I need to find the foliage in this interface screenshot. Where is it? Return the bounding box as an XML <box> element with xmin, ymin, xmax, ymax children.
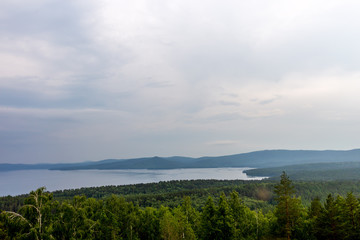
<box><xmin>3</xmin><ymin>175</ymin><xmax>360</xmax><ymax>239</ymax></box>
<box><xmin>274</xmin><ymin>172</ymin><xmax>304</xmax><ymax>239</ymax></box>
<box><xmin>245</xmin><ymin>161</ymin><xmax>360</xmax><ymax>181</ymax></box>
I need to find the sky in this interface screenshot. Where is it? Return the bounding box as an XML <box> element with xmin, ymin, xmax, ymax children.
<box><xmin>1</xmin><ymin>0</ymin><xmax>360</xmax><ymax>164</ymax></box>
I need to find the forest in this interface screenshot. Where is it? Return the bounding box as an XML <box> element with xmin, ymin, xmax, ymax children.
<box><xmin>1</xmin><ymin>172</ymin><xmax>360</xmax><ymax>239</ymax></box>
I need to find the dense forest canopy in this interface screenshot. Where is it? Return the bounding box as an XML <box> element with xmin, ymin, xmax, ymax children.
<box><xmin>2</xmin><ymin>173</ymin><xmax>360</xmax><ymax>239</ymax></box>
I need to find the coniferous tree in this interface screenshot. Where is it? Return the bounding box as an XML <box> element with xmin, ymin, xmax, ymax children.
<box><xmin>216</xmin><ymin>193</ymin><xmax>235</xmax><ymax>240</ymax></box>
<box><xmin>309</xmin><ymin>197</ymin><xmax>322</xmax><ymax>219</ymax></box>
<box><xmin>274</xmin><ymin>172</ymin><xmax>302</xmax><ymax>240</ymax></box>
<box><xmin>304</xmin><ymin>197</ymin><xmax>324</xmax><ymax>240</ymax></box>
<box><xmin>341</xmin><ymin>192</ymin><xmax>360</xmax><ymax>240</ymax></box>
<box><xmin>200</xmin><ymin>196</ymin><xmax>218</xmax><ymax>239</ymax></box>
<box><xmin>315</xmin><ymin>194</ymin><xmax>342</xmax><ymax>240</ymax></box>
<box><xmin>229</xmin><ymin>191</ymin><xmax>246</xmax><ymax>238</ymax></box>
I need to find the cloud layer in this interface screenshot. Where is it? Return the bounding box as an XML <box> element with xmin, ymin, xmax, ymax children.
<box><xmin>1</xmin><ymin>0</ymin><xmax>360</xmax><ymax>163</ymax></box>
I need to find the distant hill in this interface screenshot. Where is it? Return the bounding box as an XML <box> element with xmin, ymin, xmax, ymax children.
<box><xmin>1</xmin><ymin>149</ymin><xmax>360</xmax><ymax>171</ymax></box>
<box><xmin>244</xmin><ymin>161</ymin><xmax>360</xmax><ymax>181</ymax></box>
<box><xmin>56</xmin><ymin>157</ymin><xmax>186</xmax><ymax>170</ymax></box>
<box><xmin>193</xmin><ymin>149</ymin><xmax>360</xmax><ymax>168</ymax></box>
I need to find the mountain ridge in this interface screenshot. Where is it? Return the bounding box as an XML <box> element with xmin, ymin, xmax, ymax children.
<box><xmin>1</xmin><ymin>148</ymin><xmax>360</xmax><ymax>171</ymax></box>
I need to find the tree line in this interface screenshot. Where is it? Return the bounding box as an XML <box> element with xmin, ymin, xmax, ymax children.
<box><xmin>3</xmin><ymin>178</ymin><xmax>360</xmax><ymax>213</ymax></box>
<box><xmin>1</xmin><ymin>172</ymin><xmax>360</xmax><ymax>239</ymax></box>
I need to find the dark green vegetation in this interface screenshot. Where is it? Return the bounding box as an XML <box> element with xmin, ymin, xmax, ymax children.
<box><xmin>2</xmin><ymin>149</ymin><xmax>360</xmax><ymax>171</ymax></box>
<box><xmin>245</xmin><ymin>162</ymin><xmax>360</xmax><ymax>180</ymax></box>
<box><xmin>1</xmin><ymin>180</ymin><xmax>275</xmax><ymax>213</ymax></box>
<box><xmin>2</xmin><ymin>179</ymin><xmax>360</xmax><ymax>213</ymax></box>
<box><xmin>2</xmin><ymin>174</ymin><xmax>360</xmax><ymax>239</ymax></box>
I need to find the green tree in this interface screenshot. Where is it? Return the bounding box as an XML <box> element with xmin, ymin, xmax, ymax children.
<box><xmin>159</xmin><ymin>208</ymin><xmax>180</xmax><ymax>240</ymax></box>
<box><xmin>337</xmin><ymin>192</ymin><xmax>360</xmax><ymax>240</ymax></box>
<box><xmin>304</xmin><ymin>197</ymin><xmax>323</xmax><ymax>240</ymax></box>
<box><xmin>0</xmin><ymin>212</ymin><xmax>9</xmax><ymax>239</ymax></box>
<box><xmin>99</xmin><ymin>195</ymin><xmax>139</xmax><ymax>239</ymax></box>
<box><xmin>229</xmin><ymin>190</ymin><xmax>259</xmax><ymax>239</ymax></box>
<box><xmin>3</xmin><ymin>187</ymin><xmax>55</xmax><ymax>240</ymax></box>
<box><xmin>52</xmin><ymin>196</ymin><xmax>99</xmax><ymax>240</ymax></box>
<box><xmin>180</xmin><ymin>196</ymin><xmax>199</xmax><ymax>231</ymax></box>
<box><xmin>309</xmin><ymin>197</ymin><xmax>322</xmax><ymax>219</ymax></box>
<box><xmin>179</xmin><ymin>197</ymin><xmax>199</xmax><ymax>239</ymax></box>
<box><xmin>315</xmin><ymin>194</ymin><xmax>342</xmax><ymax>240</ymax></box>
<box><xmin>344</xmin><ymin>192</ymin><xmax>359</xmax><ymax>232</ymax></box>
<box><xmin>138</xmin><ymin>207</ymin><xmax>160</xmax><ymax>240</ymax></box>
<box><xmin>274</xmin><ymin>172</ymin><xmax>303</xmax><ymax>240</ymax></box>
<box><xmin>200</xmin><ymin>196</ymin><xmax>218</xmax><ymax>239</ymax></box>
<box><xmin>216</xmin><ymin>193</ymin><xmax>235</xmax><ymax>240</ymax></box>
<box><xmin>159</xmin><ymin>206</ymin><xmax>196</xmax><ymax>240</ymax></box>
<box><xmin>229</xmin><ymin>190</ymin><xmax>244</xmax><ymax>238</ymax></box>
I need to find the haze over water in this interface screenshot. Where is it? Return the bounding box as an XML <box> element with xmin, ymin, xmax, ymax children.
<box><xmin>0</xmin><ymin>168</ymin><xmax>265</xmax><ymax>196</ymax></box>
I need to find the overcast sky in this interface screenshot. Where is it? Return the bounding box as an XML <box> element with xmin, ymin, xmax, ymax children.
<box><xmin>1</xmin><ymin>0</ymin><xmax>360</xmax><ymax>163</ymax></box>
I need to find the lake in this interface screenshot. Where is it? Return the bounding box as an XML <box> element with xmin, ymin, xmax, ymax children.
<box><xmin>0</xmin><ymin>168</ymin><xmax>266</xmax><ymax>196</ymax></box>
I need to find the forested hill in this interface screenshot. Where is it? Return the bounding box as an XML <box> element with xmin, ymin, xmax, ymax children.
<box><xmin>1</xmin><ymin>149</ymin><xmax>360</xmax><ymax>171</ymax></box>
<box><xmin>245</xmin><ymin>161</ymin><xmax>360</xmax><ymax>180</ymax></box>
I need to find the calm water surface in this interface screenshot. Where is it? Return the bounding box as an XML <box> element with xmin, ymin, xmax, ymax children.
<box><xmin>0</xmin><ymin>168</ymin><xmax>266</xmax><ymax>196</ymax></box>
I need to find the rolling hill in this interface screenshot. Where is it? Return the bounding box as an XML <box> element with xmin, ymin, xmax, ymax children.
<box><xmin>1</xmin><ymin>149</ymin><xmax>360</xmax><ymax>171</ymax></box>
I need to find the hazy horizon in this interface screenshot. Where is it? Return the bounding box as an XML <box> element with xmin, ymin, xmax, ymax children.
<box><xmin>1</xmin><ymin>148</ymin><xmax>359</xmax><ymax>165</ymax></box>
<box><xmin>2</xmin><ymin>1</ymin><xmax>360</xmax><ymax>163</ymax></box>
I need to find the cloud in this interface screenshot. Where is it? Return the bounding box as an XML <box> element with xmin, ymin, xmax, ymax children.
<box><xmin>2</xmin><ymin>0</ymin><xmax>360</xmax><ymax>162</ymax></box>
<box><xmin>219</xmin><ymin>101</ymin><xmax>241</xmax><ymax>106</ymax></box>
<box><xmin>206</xmin><ymin>140</ymin><xmax>238</xmax><ymax>146</ymax></box>
<box><xmin>258</xmin><ymin>96</ymin><xmax>281</xmax><ymax>105</ymax></box>
<box><xmin>145</xmin><ymin>80</ymin><xmax>174</xmax><ymax>88</ymax></box>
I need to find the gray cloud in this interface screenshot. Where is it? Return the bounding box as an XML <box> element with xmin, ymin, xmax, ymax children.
<box><xmin>0</xmin><ymin>1</ymin><xmax>88</xmax><ymax>44</ymax></box>
<box><xmin>2</xmin><ymin>1</ymin><xmax>360</xmax><ymax>163</ymax></box>
<box><xmin>206</xmin><ymin>140</ymin><xmax>238</xmax><ymax>146</ymax></box>
<box><xmin>219</xmin><ymin>101</ymin><xmax>241</xmax><ymax>106</ymax></box>
<box><xmin>145</xmin><ymin>80</ymin><xmax>174</xmax><ymax>88</ymax></box>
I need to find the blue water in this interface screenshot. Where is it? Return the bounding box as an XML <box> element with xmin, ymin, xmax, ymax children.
<box><xmin>0</xmin><ymin>168</ymin><xmax>266</xmax><ymax>196</ymax></box>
